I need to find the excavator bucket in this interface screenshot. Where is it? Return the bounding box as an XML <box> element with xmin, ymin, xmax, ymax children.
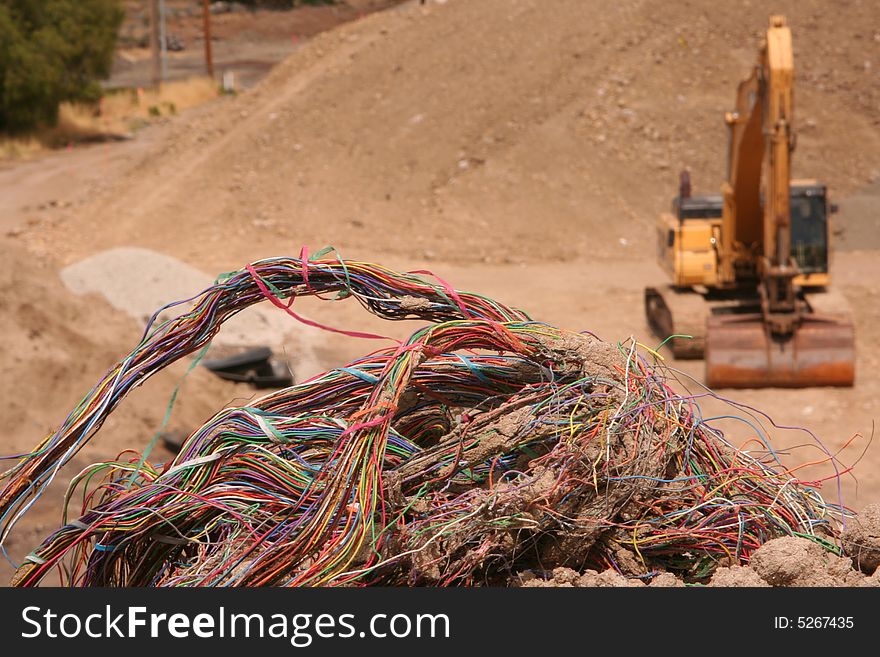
<box><xmin>705</xmin><ymin>313</ymin><xmax>855</xmax><ymax>388</ymax></box>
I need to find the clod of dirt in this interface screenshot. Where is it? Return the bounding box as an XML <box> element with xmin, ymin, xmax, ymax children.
<box><xmin>649</xmin><ymin>572</ymin><xmax>685</xmax><ymax>587</ymax></box>
<box><xmin>708</xmin><ymin>565</ymin><xmax>769</xmax><ymax>587</ymax></box>
<box><xmin>399</xmin><ymin>295</ymin><xmax>434</xmax><ymax>313</ymax></box>
<box><xmin>519</xmin><ymin>567</ymin><xmax>644</xmax><ymax>587</ymax></box>
<box><xmin>750</xmin><ymin>537</ymin><xmax>865</xmax><ymax>587</ymax></box>
<box><xmin>842</xmin><ymin>504</ymin><xmax>880</xmax><ymax>574</ymax></box>
<box><xmin>584</xmin><ymin>570</ymin><xmax>645</xmax><ymax>587</ymax></box>
<box><xmin>549</xmin><ymin>567</ymin><xmax>579</xmax><ymax>586</ymax></box>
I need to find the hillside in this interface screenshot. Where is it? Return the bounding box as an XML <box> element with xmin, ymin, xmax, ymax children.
<box><xmin>21</xmin><ymin>0</ymin><xmax>880</xmax><ymax>269</ymax></box>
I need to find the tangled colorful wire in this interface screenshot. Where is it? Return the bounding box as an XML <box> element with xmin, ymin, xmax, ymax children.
<box><xmin>0</xmin><ymin>249</ymin><xmax>849</xmax><ymax>586</ymax></box>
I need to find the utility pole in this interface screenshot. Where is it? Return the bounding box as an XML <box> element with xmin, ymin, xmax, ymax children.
<box><xmin>149</xmin><ymin>0</ymin><xmax>161</xmax><ymax>87</ymax></box>
<box><xmin>159</xmin><ymin>0</ymin><xmax>168</xmax><ymax>82</ymax></box>
<box><xmin>202</xmin><ymin>0</ymin><xmax>214</xmax><ymax>79</ymax></box>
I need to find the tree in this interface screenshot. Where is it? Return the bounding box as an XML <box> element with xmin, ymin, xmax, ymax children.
<box><xmin>0</xmin><ymin>0</ymin><xmax>123</xmax><ymax>133</ymax></box>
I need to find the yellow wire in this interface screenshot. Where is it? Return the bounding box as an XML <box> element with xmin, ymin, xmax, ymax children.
<box><xmin>636</xmin><ymin>342</ymin><xmax>665</xmax><ymax>362</ymax></box>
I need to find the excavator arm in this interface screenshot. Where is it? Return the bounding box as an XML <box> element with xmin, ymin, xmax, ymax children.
<box><xmin>759</xmin><ymin>18</ymin><xmax>799</xmax><ymax>333</ymax></box>
<box><xmin>719</xmin><ymin>16</ymin><xmax>794</xmax><ymax>306</ymax></box>
<box><xmin>718</xmin><ymin>32</ymin><xmax>766</xmax><ymax>285</ymax></box>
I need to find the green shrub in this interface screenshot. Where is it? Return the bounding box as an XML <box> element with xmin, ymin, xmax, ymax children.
<box><xmin>0</xmin><ymin>0</ymin><xmax>124</xmax><ymax>133</ymax></box>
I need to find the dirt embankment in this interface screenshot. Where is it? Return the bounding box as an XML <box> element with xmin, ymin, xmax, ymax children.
<box><xmin>0</xmin><ymin>241</ymin><xmax>238</xmax><ymax>583</ymax></box>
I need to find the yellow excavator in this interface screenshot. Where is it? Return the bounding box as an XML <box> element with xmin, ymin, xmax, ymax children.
<box><xmin>645</xmin><ymin>16</ymin><xmax>855</xmax><ymax>388</ymax></box>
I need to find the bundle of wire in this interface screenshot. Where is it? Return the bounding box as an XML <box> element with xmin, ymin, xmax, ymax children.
<box><xmin>0</xmin><ymin>250</ymin><xmax>848</xmax><ymax>586</ymax></box>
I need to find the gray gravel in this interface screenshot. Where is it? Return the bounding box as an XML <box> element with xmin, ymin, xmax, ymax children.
<box><xmin>60</xmin><ymin>247</ymin><xmax>323</xmax><ymax>373</ymax></box>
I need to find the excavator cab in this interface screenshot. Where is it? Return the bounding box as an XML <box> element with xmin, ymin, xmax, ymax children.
<box><xmin>790</xmin><ymin>183</ymin><xmax>829</xmax><ymax>282</ymax></box>
<box><xmin>655</xmin><ymin>183</ymin><xmax>831</xmax><ymax>288</ymax></box>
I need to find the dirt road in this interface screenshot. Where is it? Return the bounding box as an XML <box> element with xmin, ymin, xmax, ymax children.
<box><xmin>112</xmin><ymin>0</ymin><xmax>405</xmax><ymax>89</ymax></box>
<box><xmin>0</xmin><ymin>131</ymin><xmax>155</xmax><ymax>237</ymax></box>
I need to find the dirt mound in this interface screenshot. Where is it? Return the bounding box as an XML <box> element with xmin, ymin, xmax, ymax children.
<box><xmin>750</xmin><ymin>536</ymin><xmax>865</xmax><ymax>587</ymax></box>
<box><xmin>520</xmin><ymin>568</ymin><xmax>646</xmax><ymax>588</ymax></box>
<box><xmin>520</xmin><ymin>537</ymin><xmax>880</xmax><ymax>587</ymax></box>
<box><xmin>708</xmin><ymin>565</ymin><xmax>769</xmax><ymax>587</ymax></box>
<box><xmin>24</xmin><ymin>0</ymin><xmax>880</xmax><ymax>269</ymax></box>
<box><xmin>0</xmin><ymin>239</ymin><xmax>236</xmax><ymax>583</ymax></box>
